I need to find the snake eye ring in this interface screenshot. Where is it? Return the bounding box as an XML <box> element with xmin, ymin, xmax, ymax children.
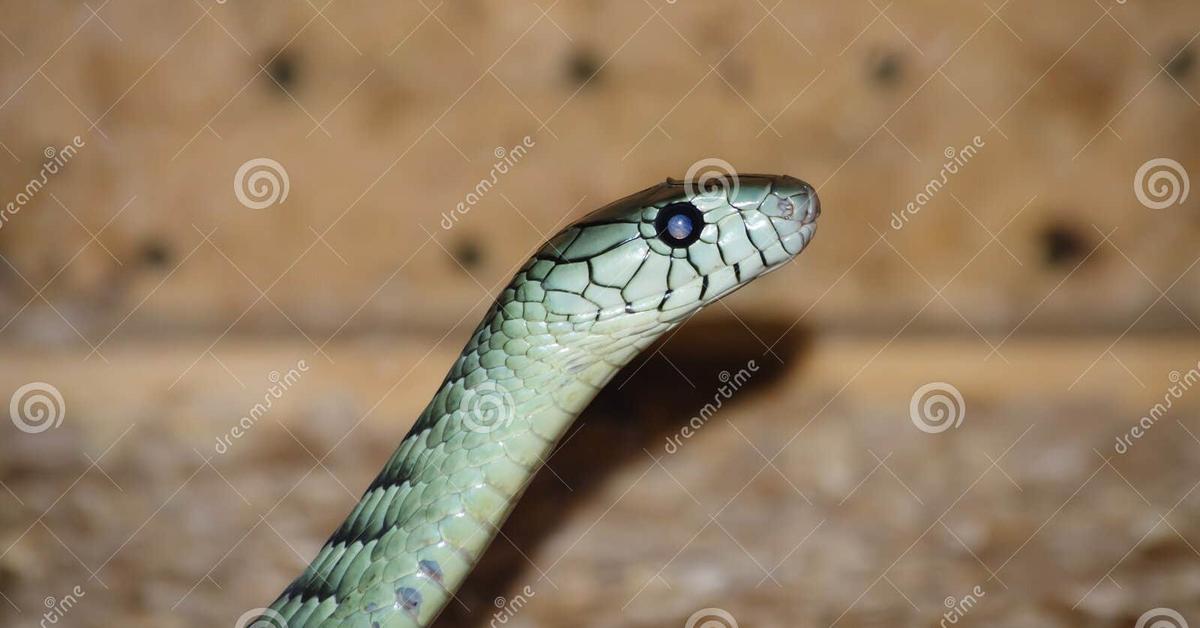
<box><xmin>654</xmin><ymin>201</ymin><xmax>704</xmax><ymax>248</ymax></box>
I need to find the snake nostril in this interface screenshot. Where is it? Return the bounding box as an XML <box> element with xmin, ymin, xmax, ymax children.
<box><xmin>797</xmin><ymin>185</ymin><xmax>820</xmax><ymax>223</ymax></box>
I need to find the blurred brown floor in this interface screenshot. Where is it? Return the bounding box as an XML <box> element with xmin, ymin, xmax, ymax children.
<box><xmin>4</xmin><ymin>331</ymin><xmax>1200</xmax><ymax>627</ymax></box>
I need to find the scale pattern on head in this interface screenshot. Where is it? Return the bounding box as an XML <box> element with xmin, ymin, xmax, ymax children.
<box><xmin>263</xmin><ymin>173</ymin><xmax>819</xmax><ymax>628</ymax></box>
<box><xmin>507</xmin><ymin>174</ymin><xmax>819</xmax><ymax>326</ymax></box>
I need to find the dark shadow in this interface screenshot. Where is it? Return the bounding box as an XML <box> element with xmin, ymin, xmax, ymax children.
<box><xmin>436</xmin><ymin>314</ymin><xmax>813</xmax><ymax>627</ymax></box>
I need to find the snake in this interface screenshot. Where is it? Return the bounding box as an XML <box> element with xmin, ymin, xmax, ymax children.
<box><xmin>258</xmin><ymin>173</ymin><xmax>820</xmax><ymax>627</ymax></box>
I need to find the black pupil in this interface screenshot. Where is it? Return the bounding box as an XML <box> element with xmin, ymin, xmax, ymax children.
<box><xmin>655</xmin><ymin>202</ymin><xmax>704</xmax><ymax>247</ymax></box>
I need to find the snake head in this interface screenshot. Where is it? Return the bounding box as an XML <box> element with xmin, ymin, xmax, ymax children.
<box><xmin>517</xmin><ymin>173</ymin><xmax>819</xmax><ymax>323</ymax></box>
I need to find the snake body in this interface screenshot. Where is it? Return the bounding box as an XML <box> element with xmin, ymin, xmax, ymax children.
<box><xmin>262</xmin><ymin>173</ymin><xmax>820</xmax><ymax>627</ymax></box>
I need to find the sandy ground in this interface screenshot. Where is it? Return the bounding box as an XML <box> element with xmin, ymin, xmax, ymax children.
<box><xmin>2</xmin><ymin>326</ymin><xmax>1198</xmax><ymax>627</ymax></box>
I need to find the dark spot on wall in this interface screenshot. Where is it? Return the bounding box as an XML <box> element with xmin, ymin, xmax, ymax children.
<box><xmin>265</xmin><ymin>51</ymin><xmax>299</xmax><ymax>94</ymax></box>
<box><xmin>452</xmin><ymin>239</ymin><xmax>483</xmax><ymax>271</ymax></box>
<box><xmin>1040</xmin><ymin>222</ymin><xmax>1089</xmax><ymax>268</ymax></box>
<box><xmin>870</xmin><ymin>50</ymin><xmax>903</xmax><ymax>87</ymax></box>
<box><xmin>139</xmin><ymin>240</ymin><xmax>171</xmax><ymax>268</ymax></box>
<box><xmin>566</xmin><ymin>49</ymin><xmax>602</xmax><ymax>87</ymax></box>
<box><xmin>1167</xmin><ymin>44</ymin><xmax>1194</xmax><ymax>80</ymax></box>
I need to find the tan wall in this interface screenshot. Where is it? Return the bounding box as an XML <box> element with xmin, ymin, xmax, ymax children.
<box><xmin>1</xmin><ymin>0</ymin><xmax>1197</xmax><ymax>347</ymax></box>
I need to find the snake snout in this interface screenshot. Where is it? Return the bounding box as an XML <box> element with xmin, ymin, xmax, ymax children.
<box><xmin>798</xmin><ymin>184</ymin><xmax>820</xmax><ymax>224</ymax></box>
<box><xmin>768</xmin><ymin>175</ymin><xmax>820</xmax><ymax>225</ymax></box>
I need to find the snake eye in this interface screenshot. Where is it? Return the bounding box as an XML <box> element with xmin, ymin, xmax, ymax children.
<box><xmin>654</xmin><ymin>201</ymin><xmax>704</xmax><ymax>248</ymax></box>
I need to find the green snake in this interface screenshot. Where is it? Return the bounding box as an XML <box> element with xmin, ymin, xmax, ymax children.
<box><xmin>258</xmin><ymin>173</ymin><xmax>820</xmax><ymax>627</ymax></box>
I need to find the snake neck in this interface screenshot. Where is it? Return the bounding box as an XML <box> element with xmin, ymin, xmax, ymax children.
<box><xmin>269</xmin><ymin>273</ymin><xmax>677</xmax><ymax>627</ymax></box>
<box><xmin>394</xmin><ymin>295</ymin><xmax>676</xmax><ymax>500</ymax></box>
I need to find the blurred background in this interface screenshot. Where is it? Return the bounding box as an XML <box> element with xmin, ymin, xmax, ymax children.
<box><xmin>1</xmin><ymin>0</ymin><xmax>1199</xmax><ymax>626</ymax></box>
